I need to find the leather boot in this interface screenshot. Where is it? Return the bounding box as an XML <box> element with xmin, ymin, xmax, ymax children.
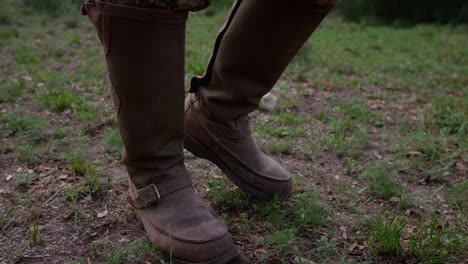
<box><xmin>82</xmin><ymin>1</ymin><xmax>237</xmax><ymax>263</ymax></box>
<box><xmin>185</xmin><ymin>0</ymin><xmax>338</xmax><ymax>200</ymax></box>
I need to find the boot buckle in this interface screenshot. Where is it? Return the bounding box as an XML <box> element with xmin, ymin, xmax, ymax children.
<box><xmin>137</xmin><ymin>184</ymin><xmax>161</xmax><ymax>207</ymax></box>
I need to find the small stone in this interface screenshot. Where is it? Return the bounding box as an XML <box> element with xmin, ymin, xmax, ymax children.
<box><xmin>293</xmin><ymin>256</ymin><xmax>316</xmax><ymax>264</ymax></box>
<box><xmin>97</xmin><ymin>210</ymin><xmax>108</xmax><ymax>218</ymax></box>
<box><xmin>6</xmin><ymin>174</ymin><xmax>13</xmax><ymax>182</ymax></box>
<box><xmin>260</xmin><ymin>92</ymin><xmax>278</xmax><ymax>111</ymax></box>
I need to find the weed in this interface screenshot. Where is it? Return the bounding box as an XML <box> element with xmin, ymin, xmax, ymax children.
<box><xmin>309</xmin><ymin>236</ymin><xmax>341</xmax><ymax>263</ymax></box>
<box><xmin>234</xmin><ymin>213</ymin><xmax>251</xmax><ymax>233</ymax></box>
<box><xmin>292</xmin><ymin>192</ymin><xmax>329</xmax><ymax>229</ymax></box>
<box><xmin>445</xmin><ymin>181</ymin><xmax>467</xmax><ymax>212</ymax></box>
<box><xmin>0</xmin><ymin>113</ymin><xmax>45</xmax><ymax>142</ymax></box>
<box><xmin>104</xmin><ymin>128</ymin><xmax>123</xmax><ymax>157</ymax></box>
<box><xmin>39</xmin><ymin>88</ymin><xmax>81</xmax><ymax>113</ymax></box>
<box><xmin>67</xmin><ymin>152</ymin><xmax>103</xmax><ymax>190</ymax></box>
<box><xmin>23</xmin><ymin>0</ymin><xmax>81</xmax><ymax>16</ymax></box>
<box><xmin>100</xmin><ymin>237</ymin><xmax>163</xmax><ymax>264</ymax></box>
<box><xmin>256</xmin><ymin>195</ymin><xmax>290</xmax><ymax>230</ymax></box>
<box><xmin>323</xmin><ymin>118</ymin><xmax>370</xmax><ymax>156</ymax></box>
<box><xmin>259</xmin><ymin>228</ymin><xmax>298</xmax><ymax>259</ymax></box>
<box><xmin>0</xmin><ymin>200</ymin><xmax>19</xmax><ymax>230</ymax></box>
<box><xmin>338</xmin><ymin>97</ymin><xmax>385</xmax><ymax>126</ymax></box>
<box><xmin>366</xmin><ymin>216</ymin><xmax>404</xmax><ymax>257</ymax></box>
<box><xmin>30</xmin><ymin>218</ymin><xmax>41</xmax><ymax>243</ymax></box>
<box><xmin>206</xmin><ymin>177</ymin><xmax>251</xmax><ymax>212</ymax></box>
<box><xmin>265</xmin><ymin>139</ymin><xmax>294</xmax><ymax>154</ymax></box>
<box><xmin>273</xmin><ymin>111</ymin><xmax>305</xmax><ymax>125</ymax></box>
<box><xmin>424</xmin><ymin>96</ymin><xmax>467</xmax><ymax>135</ymax></box>
<box><xmin>257</xmin><ymin>122</ymin><xmax>307</xmax><ymax>138</ymax></box>
<box><xmin>57</xmin><ymin>185</ymin><xmax>90</xmax><ymax>203</ymax></box>
<box><xmin>359</xmin><ymin>160</ymin><xmax>403</xmax><ymax>200</ymax></box>
<box><xmin>407</xmin><ymin>223</ymin><xmax>467</xmax><ymax>263</ymax></box>
<box><xmin>12</xmin><ymin>172</ymin><xmax>35</xmax><ymax>191</ymax></box>
<box><xmin>0</xmin><ymin>80</ymin><xmax>25</xmax><ymax>103</ymax></box>
<box><xmin>18</xmin><ymin>143</ymin><xmax>48</xmax><ymax>165</ymax></box>
<box><xmin>395</xmin><ymin>130</ymin><xmax>459</xmax><ymax>181</ymax></box>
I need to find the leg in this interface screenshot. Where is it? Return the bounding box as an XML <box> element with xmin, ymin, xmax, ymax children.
<box><xmin>82</xmin><ymin>1</ymin><xmax>237</xmax><ymax>263</ymax></box>
<box><xmin>185</xmin><ymin>0</ymin><xmax>338</xmax><ymax>199</ymax></box>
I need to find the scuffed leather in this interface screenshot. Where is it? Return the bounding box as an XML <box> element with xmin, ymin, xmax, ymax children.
<box><xmin>128</xmin><ymin>167</ymin><xmax>236</xmax><ymax>262</ymax></box>
<box><xmin>192</xmin><ymin>0</ymin><xmax>337</xmax><ymax>120</ymax></box>
<box><xmin>85</xmin><ymin>1</ymin><xmax>237</xmax><ymax>262</ymax></box>
<box><xmin>185</xmin><ymin>93</ymin><xmax>293</xmax><ymax>196</ymax></box>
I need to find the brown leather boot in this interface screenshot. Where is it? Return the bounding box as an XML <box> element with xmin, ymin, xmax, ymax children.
<box><xmin>82</xmin><ymin>1</ymin><xmax>237</xmax><ymax>263</ymax></box>
<box><xmin>185</xmin><ymin>0</ymin><xmax>338</xmax><ymax>200</ymax></box>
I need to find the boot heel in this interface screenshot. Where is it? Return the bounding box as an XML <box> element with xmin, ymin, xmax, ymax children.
<box><xmin>184</xmin><ymin>134</ymin><xmax>212</xmax><ymax>160</ymax></box>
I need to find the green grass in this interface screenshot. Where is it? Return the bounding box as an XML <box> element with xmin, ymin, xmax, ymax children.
<box><xmin>0</xmin><ymin>2</ymin><xmax>466</xmax><ymax>263</ymax></box>
<box><xmin>104</xmin><ymin>128</ymin><xmax>123</xmax><ymax>157</ymax></box>
<box><xmin>366</xmin><ymin>216</ymin><xmax>404</xmax><ymax>257</ymax></box>
<box><xmin>0</xmin><ymin>113</ymin><xmax>45</xmax><ymax>143</ymax></box>
<box><xmin>445</xmin><ymin>181</ymin><xmax>467</xmax><ymax>212</ymax></box>
<box><xmin>359</xmin><ymin>160</ymin><xmax>403</xmax><ymax>200</ymax></box>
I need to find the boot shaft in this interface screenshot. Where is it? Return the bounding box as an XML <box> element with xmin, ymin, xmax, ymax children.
<box><xmin>83</xmin><ymin>0</ymin><xmax>188</xmax><ymax>187</ymax></box>
<box><xmin>191</xmin><ymin>0</ymin><xmax>338</xmax><ymax>121</ymax></box>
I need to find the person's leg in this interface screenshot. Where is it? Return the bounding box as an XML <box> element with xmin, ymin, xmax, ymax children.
<box><xmin>185</xmin><ymin>0</ymin><xmax>338</xmax><ymax>199</ymax></box>
<box><xmin>82</xmin><ymin>1</ymin><xmax>237</xmax><ymax>263</ymax></box>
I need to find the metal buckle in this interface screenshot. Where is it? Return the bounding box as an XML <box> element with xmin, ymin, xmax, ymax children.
<box><xmin>137</xmin><ymin>184</ymin><xmax>161</xmax><ymax>207</ymax></box>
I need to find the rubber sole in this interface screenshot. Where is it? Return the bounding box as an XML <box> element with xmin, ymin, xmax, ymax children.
<box><xmin>184</xmin><ymin>134</ymin><xmax>274</xmax><ymax>200</ymax></box>
<box><xmin>137</xmin><ymin>211</ymin><xmax>238</xmax><ymax>264</ymax></box>
<box><xmin>173</xmin><ymin>248</ymin><xmax>238</xmax><ymax>264</ymax></box>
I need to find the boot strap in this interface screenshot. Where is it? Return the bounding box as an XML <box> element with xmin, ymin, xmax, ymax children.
<box><xmin>127</xmin><ymin>167</ymin><xmax>193</xmax><ymax>209</ymax></box>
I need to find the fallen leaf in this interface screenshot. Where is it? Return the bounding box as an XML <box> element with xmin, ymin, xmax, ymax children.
<box><xmin>6</xmin><ymin>174</ymin><xmax>13</xmax><ymax>182</ymax></box>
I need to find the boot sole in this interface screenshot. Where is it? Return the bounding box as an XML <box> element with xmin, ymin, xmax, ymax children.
<box><xmin>185</xmin><ymin>134</ymin><xmax>274</xmax><ymax>200</ymax></box>
<box><xmin>136</xmin><ymin>211</ymin><xmax>239</xmax><ymax>264</ymax></box>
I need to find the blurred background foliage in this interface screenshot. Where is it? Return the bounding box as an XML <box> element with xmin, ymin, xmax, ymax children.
<box><xmin>338</xmin><ymin>0</ymin><xmax>468</xmax><ymax>25</ymax></box>
<box><xmin>0</xmin><ymin>0</ymin><xmax>466</xmax><ymax>25</ymax></box>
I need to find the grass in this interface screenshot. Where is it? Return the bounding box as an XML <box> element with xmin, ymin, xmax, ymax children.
<box><xmin>0</xmin><ymin>1</ymin><xmax>466</xmax><ymax>263</ymax></box>
<box><xmin>445</xmin><ymin>181</ymin><xmax>467</xmax><ymax>212</ymax></box>
<box><xmin>366</xmin><ymin>216</ymin><xmax>404</xmax><ymax>257</ymax></box>
<box><xmin>359</xmin><ymin>160</ymin><xmax>403</xmax><ymax>200</ymax></box>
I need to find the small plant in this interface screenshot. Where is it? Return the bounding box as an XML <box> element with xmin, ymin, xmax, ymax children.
<box><xmin>359</xmin><ymin>160</ymin><xmax>402</xmax><ymax>200</ymax></box>
<box><xmin>39</xmin><ymin>88</ymin><xmax>81</xmax><ymax>113</ymax></box>
<box><xmin>235</xmin><ymin>213</ymin><xmax>251</xmax><ymax>233</ymax></box>
<box><xmin>0</xmin><ymin>113</ymin><xmax>45</xmax><ymax>142</ymax></box>
<box><xmin>338</xmin><ymin>97</ymin><xmax>385</xmax><ymax>126</ymax></box>
<box><xmin>257</xmin><ymin>123</ymin><xmax>307</xmax><ymax>138</ymax></box>
<box><xmin>273</xmin><ymin>111</ymin><xmax>304</xmax><ymax>125</ymax></box>
<box><xmin>445</xmin><ymin>181</ymin><xmax>467</xmax><ymax>211</ymax></box>
<box><xmin>18</xmin><ymin>143</ymin><xmax>48</xmax><ymax>165</ymax></box>
<box><xmin>265</xmin><ymin>139</ymin><xmax>293</xmax><ymax>154</ymax></box>
<box><xmin>407</xmin><ymin>223</ymin><xmax>467</xmax><ymax>263</ymax></box>
<box><xmin>323</xmin><ymin>118</ymin><xmax>370</xmax><ymax>156</ymax></box>
<box><xmin>30</xmin><ymin>218</ymin><xmax>41</xmax><ymax>243</ymax></box>
<box><xmin>104</xmin><ymin>128</ymin><xmax>123</xmax><ymax>156</ymax></box>
<box><xmin>0</xmin><ymin>80</ymin><xmax>25</xmax><ymax>103</ymax></box>
<box><xmin>97</xmin><ymin>237</ymin><xmax>163</xmax><ymax>264</ymax></box>
<box><xmin>292</xmin><ymin>192</ymin><xmax>329</xmax><ymax>229</ymax></box>
<box><xmin>0</xmin><ymin>200</ymin><xmax>19</xmax><ymax>231</ymax></box>
<box><xmin>424</xmin><ymin>97</ymin><xmax>467</xmax><ymax>135</ymax></box>
<box><xmin>12</xmin><ymin>172</ymin><xmax>35</xmax><ymax>191</ymax></box>
<box><xmin>206</xmin><ymin>177</ymin><xmax>251</xmax><ymax>212</ymax></box>
<box><xmin>395</xmin><ymin>130</ymin><xmax>459</xmax><ymax>181</ymax></box>
<box><xmin>259</xmin><ymin>228</ymin><xmax>298</xmax><ymax>259</ymax></box>
<box><xmin>366</xmin><ymin>216</ymin><xmax>404</xmax><ymax>257</ymax></box>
